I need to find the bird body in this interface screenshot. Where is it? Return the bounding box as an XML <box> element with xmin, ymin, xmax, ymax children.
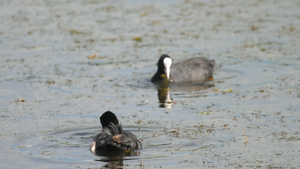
<box><xmin>90</xmin><ymin>111</ymin><xmax>142</xmax><ymax>155</ymax></box>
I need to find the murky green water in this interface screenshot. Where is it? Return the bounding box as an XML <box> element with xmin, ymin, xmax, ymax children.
<box><xmin>0</xmin><ymin>0</ymin><xmax>299</xmax><ymax>168</ymax></box>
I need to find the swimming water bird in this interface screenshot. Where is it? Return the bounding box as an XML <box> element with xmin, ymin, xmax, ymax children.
<box><xmin>90</xmin><ymin>111</ymin><xmax>142</xmax><ymax>155</ymax></box>
<box><xmin>151</xmin><ymin>54</ymin><xmax>215</xmax><ymax>83</ymax></box>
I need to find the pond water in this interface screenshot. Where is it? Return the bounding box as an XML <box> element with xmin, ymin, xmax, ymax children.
<box><xmin>0</xmin><ymin>0</ymin><xmax>299</xmax><ymax>168</ymax></box>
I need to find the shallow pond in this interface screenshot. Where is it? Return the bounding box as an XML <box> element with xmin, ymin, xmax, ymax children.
<box><xmin>0</xmin><ymin>0</ymin><xmax>299</xmax><ymax>168</ymax></box>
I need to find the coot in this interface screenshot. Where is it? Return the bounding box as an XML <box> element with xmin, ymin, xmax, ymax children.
<box><xmin>151</xmin><ymin>54</ymin><xmax>215</xmax><ymax>83</ymax></box>
<box><xmin>90</xmin><ymin>111</ymin><xmax>142</xmax><ymax>155</ymax></box>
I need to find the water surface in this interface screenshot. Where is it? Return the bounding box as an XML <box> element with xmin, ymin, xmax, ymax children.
<box><xmin>0</xmin><ymin>0</ymin><xmax>299</xmax><ymax>168</ymax></box>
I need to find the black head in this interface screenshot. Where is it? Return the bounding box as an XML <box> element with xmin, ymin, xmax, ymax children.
<box><xmin>157</xmin><ymin>54</ymin><xmax>171</xmax><ymax>71</ymax></box>
<box><xmin>151</xmin><ymin>54</ymin><xmax>172</xmax><ymax>82</ymax></box>
<box><xmin>100</xmin><ymin>111</ymin><xmax>119</xmax><ymax>128</ymax></box>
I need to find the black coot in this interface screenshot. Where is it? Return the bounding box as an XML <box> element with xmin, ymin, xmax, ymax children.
<box><xmin>90</xmin><ymin>111</ymin><xmax>142</xmax><ymax>155</ymax></box>
<box><xmin>151</xmin><ymin>54</ymin><xmax>215</xmax><ymax>83</ymax></box>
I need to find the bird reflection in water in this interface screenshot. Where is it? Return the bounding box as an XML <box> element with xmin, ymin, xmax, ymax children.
<box><xmin>156</xmin><ymin>74</ymin><xmax>173</xmax><ymax>108</ymax></box>
<box><xmin>155</xmin><ymin>74</ymin><xmax>217</xmax><ymax>108</ymax></box>
<box><xmin>95</xmin><ymin>151</ymin><xmax>141</xmax><ymax>169</ymax></box>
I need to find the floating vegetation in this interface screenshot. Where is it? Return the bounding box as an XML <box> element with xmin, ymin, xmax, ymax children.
<box><xmin>213</xmin><ymin>88</ymin><xmax>233</xmax><ymax>93</ymax></box>
<box><xmin>68</xmin><ymin>29</ymin><xmax>86</xmax><ymax>35</ymax></box>
<box><xmin>87</xmin><ymin>54</ymin><xmax>96</xmax><ymax>59</ymax></box>
<box><xmin>45</xmin><ymin>80</ymin><xmax>55</xmax><ymax>85</ymax></box>
<box><xmin>87</xmin><ymin>54</ymin><xmax>106</xmax><ymax>60</ymax></box>
<box><xmin>198</xmin><ymin>111</ymin><xmax>212</xmax><ymax>115</ymax></box>
<box><xmin>251</xmin><ymin>25</ymin><xmax>258</xmax><ymax>31</ymax></box>
<box><xmin>105</xmin><ymin>38</ymin><xmax>117</xmax><ymax>43</ymax></box>
<box><xmin>132</xmin><ymin>37</ymin><xmax>143</xmax><ymax>42</ymax></box>
<box><xmin>16</xmin><ymin>99</ymin><xmax>25</xmax><ymax>103</ymax></box>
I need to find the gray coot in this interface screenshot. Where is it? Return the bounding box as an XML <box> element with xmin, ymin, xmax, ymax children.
<box><xmin>151</xmin><ymin>54</ymin><xmax>215</xmax><ymax>83</ymax></box>
<box><xmin>90</xmin><ymin>111</ymin><xmax>142</xmax><ymax>155</ymax></box>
